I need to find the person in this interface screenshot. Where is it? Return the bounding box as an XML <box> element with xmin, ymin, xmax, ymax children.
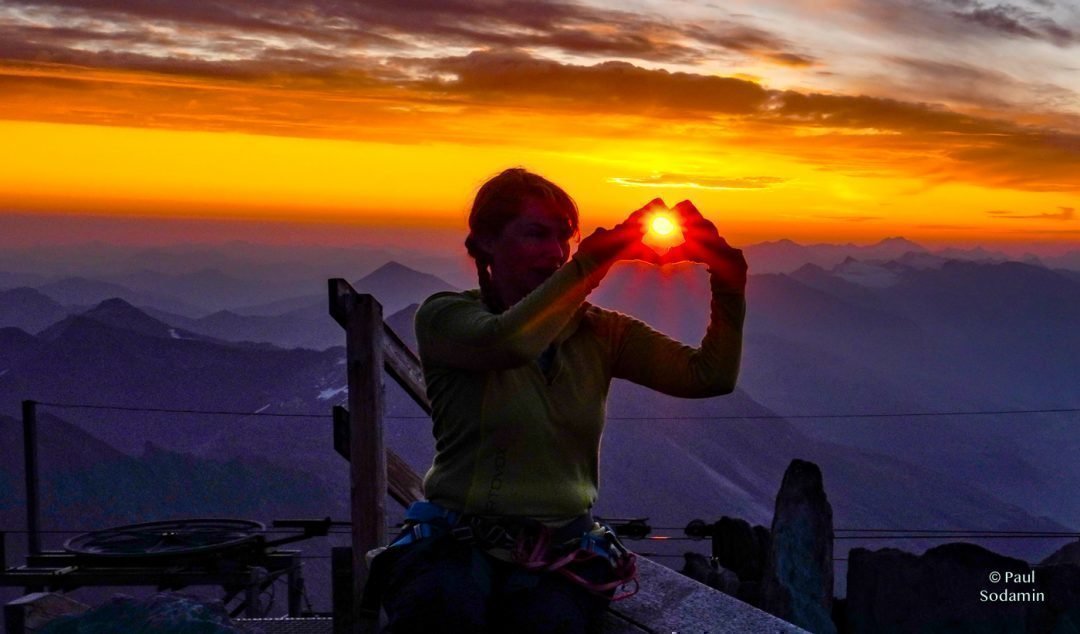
<box><xmin>373</xmin><ymin>167</ymin><xmax>747</xmax><ymax>633</ymax></box>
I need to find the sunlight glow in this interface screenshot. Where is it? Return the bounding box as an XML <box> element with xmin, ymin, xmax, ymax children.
<box><xmin>642</xmin><ymin>212</ymin><xmax>684</xmax><ymax>255</ymax></box>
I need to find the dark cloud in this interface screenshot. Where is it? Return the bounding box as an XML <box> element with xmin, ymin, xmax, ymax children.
<box><xmin>1</xmin><ymin>0</ymin><xmax>811</xmax><ymax>69</ymax></box>
<box><xmin>879</xmin><ymin>55</ymin><xmax>1079</xmax><ymax>116</ymax></box>
<box><xmin>854</xmin><ymin>0</ymin><xmax>1078</xmax><ymax>48</ymax></box>
<box><xmin>949</xmin><ymin>3</ymin><xmax>1077</xmax><ymax>46</ymax></box>
<box><xmin>421</xmin><ymin>50</ymin><xmax>771</xmax><ymax>115</ymax></box>
<box><xmin>987</xmin><ymin>206</ymin><xmax>1075</xmax><ymax>220</ymax></box>
<box><xmin>767</xmin><ymin>90</ymin><xmax>994</xmax><ymax>134</ymax></box>
<box><xmin>765</xmin><ymin>52</ymin><xmax>818</xmax><ymax>68</ymax></box>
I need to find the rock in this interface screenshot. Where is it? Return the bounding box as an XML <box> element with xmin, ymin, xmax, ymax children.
<box><xmin>1027</xmin><ymin>563</ymin><xmax>1080</xmax><ymax>634</ymax></box>
<box><xmin>38</xmin><ymin>592</ymin><xmax>247</xmax><ymax>634</ymax></box>
<box><xmin>846</xmin><ymin>543</ymin><xmax>1030</xmax><ymax>633</ymax></box>
<box><xmin>1040</xmin><ymin>539</ymin><xmax>1080</xmax><ymax>566</ymax></box>
<box><xmin>4</xmin><ymin>593</ymin><xmax>89</xmax><ymax>633</ymax></box>
<box><xmin>710</xmin><ymin>516</ymin><xmax>771</xmax><ymax>588</ymax></box>
<box><xmin>681</xmin><ymin>552</ymin><xmax>741</xmax><ymax>596</ymax></box>
<box><xmin>761</xmin><ymin>459</ymin><xmax>836</xmax><ymax>634</ymax></box>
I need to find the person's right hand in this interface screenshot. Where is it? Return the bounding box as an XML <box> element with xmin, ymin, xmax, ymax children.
<box><xmin>575</xmin><ymin>199</ymin><xmax>666</xmax><ymax>270</ymax></box>
<box><xmin>663</xmin><ymin>200</ymin><xmax>747</xmax><ymax>293</ymax></box>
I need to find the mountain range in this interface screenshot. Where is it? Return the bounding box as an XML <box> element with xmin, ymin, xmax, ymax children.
<box><xmin>2</xmin><ymin>242</ymin><xmax>1078</xmax><ymax>604</ymax></box>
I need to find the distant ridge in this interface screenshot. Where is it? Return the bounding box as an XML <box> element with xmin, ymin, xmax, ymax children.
<box><xmin>38</xmin><ymin>298</ymin><xmax>206</xmax><ymax>342</ymax></box>
<box><xmin>35</xmin><ymin>276</ymin><xmax>205</xmax><ymax>316</ymax></box>
<box><xmin>230</xmin><ymin>260</ymin><xmax>457</xmax><ymax>318</ymax></box>
<box><xmin>0</xmin><ymin>287</ymin><xmax>69</xmax><ymax>333</ymax></box>
<box><xmin>737</xmin><ymin>237</ymin><xmax>1059</xmax><ymax>274</ymax></box>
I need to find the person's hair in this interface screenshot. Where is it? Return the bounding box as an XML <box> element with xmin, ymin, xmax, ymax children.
<box><xmin>466</xmin><ymin>168</ymin><xmax>579</xmax><ymax>312</ymax></box>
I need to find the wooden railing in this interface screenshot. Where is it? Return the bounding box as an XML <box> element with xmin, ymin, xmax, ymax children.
<box><xmin>328</xmin><ymin>279</ymin><xmax>807</xmax><ymax>634</ymax></box>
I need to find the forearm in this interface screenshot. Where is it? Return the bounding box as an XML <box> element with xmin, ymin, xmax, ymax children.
<box><xmin>612</xmin><ymin>271</ymin><xmax>745</xmax><ymax>397</ymax></box>
<box><xmin>692</xmin><ymin>272</ymin><xmax>746</xmax><ymax>394</ymax></box>
<box><xmin>417</xmin><ymin>253</ymin><xmax>605</xmax><ymax>369</ymax></box>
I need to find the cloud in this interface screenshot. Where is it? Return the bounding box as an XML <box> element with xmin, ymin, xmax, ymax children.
<box><xmin>422</xmin><ymin>50</ymin><xmax>772</xmax><ymax>115</ymax></box>
<box><xmin>948</xmin><ymin>3</ymin><xmax>1078</xmax><ymax>46</ymax></box>
<box><xmin>3</xmin><ymin>28</ymin><xmax>1079</xmax><ymax>195</ymax></box>
<box><xmin>987</xmin><ymin>206</ymin><xmax>1075</xmax><ymax>220</ymax></box>
<box><xmin>853</xmin><ymin>0</ymin><xmax>1079</xmax><ymax>47</ymax></box>
<box><xmin>765</xmin><ymin>52</ymin><xmax>818</xmax><ymax>68</ymax></box>
<box><xmin>0</xmin><ymin>0</ymin><xmax>813</xmax><ymax>70</ymax></box>
<box><xmin>917</xmin><ymin>224</ymin><xmax>977</xmax><ymax>230</ymax></box>
<box><xmin>884</xmin><ymin>57</ymin><xmax>1065</xmax><ymax>109</ymax></box>
<box><xmin>609</xmin><ymin>174</ymin><xmax>785</xmax><ymax>189</ymax></box>
<box><xmin>816</xmin><ymin>215</ymin><xmax>884</xmax><ymax>223</ymax></box>
<box><xmin>766</xmin><ymin>90</ymin><xmax>997</xmax><ymax>134</ymax></box>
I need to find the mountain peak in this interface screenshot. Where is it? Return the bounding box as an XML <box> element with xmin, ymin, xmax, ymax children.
<box><xmin>350</xmin><ymin>261</ymin><xmax>458</xmax><ymax>315</ymax></box>
<box><xmin>874</xmin><ymin>236</ymin><xmax>926</xmax><ymax>251</ymax></box>
<box><xmin>42</xmin><ymin>298</ymin><xmax>178</xmax><ymax>340</ymax></box>
<box><xmin>354</xmin><ymin>260</ymin><xmax>449</xmax><ymax>290</ymax></box>
<box><xmin>361</xmin><ymin>261</ymin><xmax>426</xmax><ymax>280</ymax></box>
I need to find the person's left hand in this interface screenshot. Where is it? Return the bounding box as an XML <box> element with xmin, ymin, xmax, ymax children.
<box><xmin>663</xmin><ymin>200</ymin><xmax>747</xmax><ymax>293</ymax></box>
<box><xmin>576</xmin><ymin>199</ymin><xmax>666</xmax><ymax>270</ymax></box>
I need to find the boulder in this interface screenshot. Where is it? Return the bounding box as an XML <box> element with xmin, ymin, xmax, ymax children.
<box><xmin>1040</xmin><ymin>539</ymin><xmax>1080</xmax><ymax>566</ymax></box>
<box><xmin>4</xmin><ymin>593</ymin><xmax>89</xmax><ymax>633</ymax></box>
<box><xmin>846</xmin><ymin>543</ymin><xmax>1031</xmax><ymax>633</ymax></box>
<box><xmin>1027</xmin><ymin>563</ymin><xmax>1080</xmax><ymax>634</ymax></box>
<box><xmin>681</xmin><ymin>552</ymin><xmax>741</xmax><ymax>596</ymax></box>
<box><xmin>38</xmin><ymin>592</ymin><xmax>247</xmax><ymax>634</ymax></box>
<box><xmin>761</xmin><ymin>459</ymin><xmax>836</xmax><ymax>634</ymax></box>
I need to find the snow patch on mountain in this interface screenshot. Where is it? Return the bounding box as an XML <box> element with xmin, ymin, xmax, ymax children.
<box><xmin>319</xmin><ymin>385</ymin><xmax>347</xmax><ymax>400</ymax></box>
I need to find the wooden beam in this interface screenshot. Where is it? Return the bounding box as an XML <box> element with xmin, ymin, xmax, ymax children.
<box><xmin>603</xmin><ymin>557</ymin><xmax>809</xmax><ymax>633</ymax></box>
<box><xmin>22</xmin><ymin>400</ymin><xmax>40</xmax><ymax>557</ymax></box>
<box><xmin>328</xmin><ymin>280</ymin><xmax>387</xmax><ymax>615</ymax></box>
<box><xmin>331</xmin><ymin>547</ymin><xmax>353</xmax><ymax>634</ymax></box>
<box><xmin>334</xmin><ymin>278</ymin><xmax>430</xmax><ymax>413</ymax></box>
<box><xmin>382</xmin><ymin>323</ymin><xmax>431</xmax><ymax>414</ymax></box>
<box><xmin>327</xmin><ymin>279</ymin><xmax>352</xmax><ymax>329</ymax></box>
<box><xmin>333</xmin><ymin>406</ymin><xmax>424</xmax><ymax>508</ymax></box>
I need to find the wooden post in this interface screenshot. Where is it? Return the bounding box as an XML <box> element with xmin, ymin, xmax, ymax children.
<box><xmin>22</xmin><ymin>400</ymin><xmax>40</xmax><ymax>557</ymax></box>
<box><xmin>287</xmin><ymin>558</ymin><xmax>303</xmax><ymax>617</ymax></box>
<box><xmin>331</xmin><ymin>546</ymin><xmax>354</xmax><ymax>634</ymax></box>
<box><xmin>329</xmin><ymin>280</ymin><xmax>387</xmax><ymax>627</ymax></box>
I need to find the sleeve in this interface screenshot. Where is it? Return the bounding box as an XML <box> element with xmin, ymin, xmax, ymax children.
<box><xmin>415</xmin><ymin>253</ymin><xmax>606</xmax><ymax>370</ymax></box>
<box><xmin>609</xmin><ymin>272</ymin><xmax>745</xmax><ymax>398</ymax></box>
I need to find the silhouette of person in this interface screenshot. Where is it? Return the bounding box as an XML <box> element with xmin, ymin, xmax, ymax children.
<box><xmin>373</xmin><ymin>167</ymin><xmax>746</xmax><ymax>633</ymax></box>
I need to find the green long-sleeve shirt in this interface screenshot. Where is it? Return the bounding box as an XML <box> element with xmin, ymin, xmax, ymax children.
<box><xmin>414</xmin><ymin>253</ymin><xmax>745</xmax><ymax>519</ymax></box>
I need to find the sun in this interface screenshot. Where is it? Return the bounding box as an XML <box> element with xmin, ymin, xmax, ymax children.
<box><xmin>642</xmin><ymin>211</ymin><xmax>683</xmax><ymax>254</ymax></box>
<box><xmin>650</xmin><ymin>214</ymin><xmax>676</xmax><ymax>236</ymax></box>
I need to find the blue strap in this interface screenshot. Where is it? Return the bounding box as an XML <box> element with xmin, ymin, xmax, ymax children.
<box><xmin>390</xmin><ymin>501</ymin><xmax>463</xmax><ymax>548</ymax></box>
<box><xmin>404</xmin><ymin>500</ymin><xmax>462</xmax><ymax>525</ymax></box>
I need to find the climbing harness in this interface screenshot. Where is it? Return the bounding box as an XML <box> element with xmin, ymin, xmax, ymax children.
<box><xmin>386</xmin><ymin>501</ymin><xmax>639</xmax><ymax>600</ymax></box>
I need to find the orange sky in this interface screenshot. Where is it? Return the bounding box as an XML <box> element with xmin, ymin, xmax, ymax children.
<box><xmin>1</xmin><ymin>1</ymin><xmax>1078</xmax><ymax>249</ymax></box>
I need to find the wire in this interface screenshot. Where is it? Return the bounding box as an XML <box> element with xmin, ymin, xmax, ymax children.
<box><xmin>835</xmin><ymin>529</ymin><xmax>1079</xmax><ymax>534</ymax></box>
<box><xmin>33</xmin><ymin>401</ymin><xmax>331</xmax><ymax>418</ymax></box>
<box><xmin>386</xmin><ymin>408</ymin><xmax>1080</xmax><ymax>421</ymax></box>
<box><xmin>25</xmin><ymin>401</ymin><xmax>1080</xmax><ymax>421</ymax></box>
<box><xmin>836</xmin><ymin>535</ymin><xmax>1078</xmax><ymax>540</ymax></box>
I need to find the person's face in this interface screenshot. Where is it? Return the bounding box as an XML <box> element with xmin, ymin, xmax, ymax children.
<box><xmin>482</xmin><ymin>198</ymin><xmax>573</xmax><ymax>306</ymax></box>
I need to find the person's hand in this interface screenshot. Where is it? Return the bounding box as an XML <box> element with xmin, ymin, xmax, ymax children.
<box><xmin>575</xmin><ymin>198</ymin><xmax>666</xmax><ymax>270</ymax></box>
<box><xmin>663</xmin><ymin>200</ymin><xmax>747</xmax><ymax>293</ymax></box>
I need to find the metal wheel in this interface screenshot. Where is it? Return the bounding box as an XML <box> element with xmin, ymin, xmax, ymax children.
<box><xmin>64</xmin><ymin>518</ymin><xmax>265</xmax><ymax>559</ymax></box>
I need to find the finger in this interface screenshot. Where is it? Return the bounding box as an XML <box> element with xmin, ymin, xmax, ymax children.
<box><xmin>672</xmin><ymin>199</ymin><xmax>701</xmax><ymax>217</ymax></box>
<box><xmin>671</xmin><ymin>200</ymin><xmax>705</xmax><ymax>226</ymax></box>
<box><xmin>624</xmin><ymin>243</ymin><xmax>663</xmax><ymax>265</ymax></box>
<box><xmin>627</xmin><ymin>198</ymin><xmax>669</xmax><ymax>223</ymax></box>
<box><xmin>663</xmin><ymin>243</ymin><xmax>699</xmax><ymax>265</ymax></box>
